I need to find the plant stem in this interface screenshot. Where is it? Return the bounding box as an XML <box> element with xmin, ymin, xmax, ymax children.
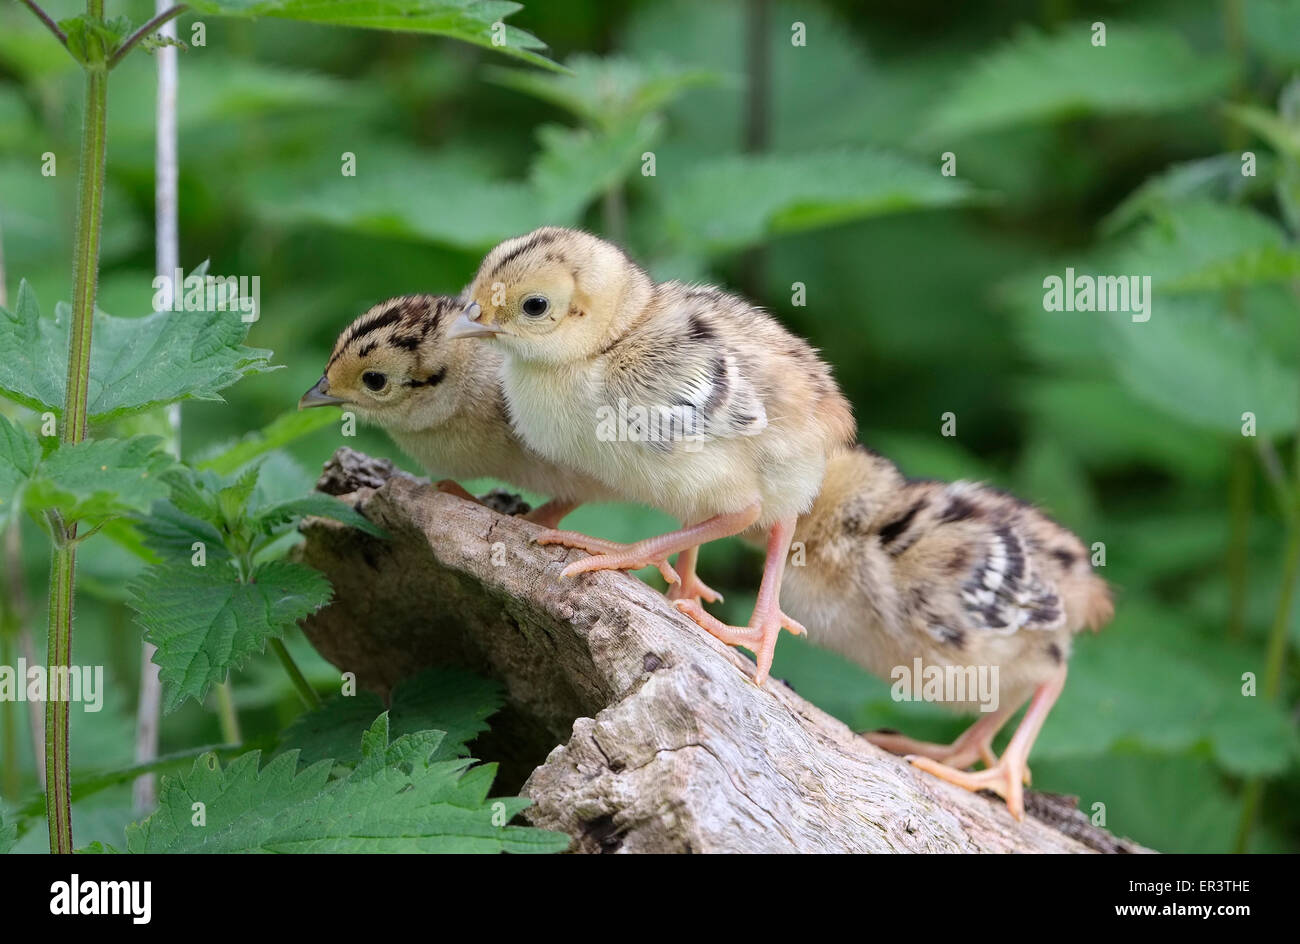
<box><xmin>18</xmin><ymin>0</ymin><xmax>68</xmax><ymax>45</ymax></box>
<box><xmin>213</xmin><ymin>680</ymin><xmax>241</xmax><ymax>744</ymax></box>
<box><xmin>63</xmin><ymin>67</ymin><xmax>107</xmax><ymax>447</ymax></box>
<box><xmin>1226</xmin><ymin>443</ymin><xmax>1252</xmax><ymax>637</ymax></box>
<box><xmin>271</xmin><ymin>638</ymin><xmax>321</xmax><ymax>710</ymax></box>
<box><xmin>107</xmin><ymin>4</ymin><xmax>188</xmax><ymax>70</ymax></box>
<box><xmin>0</xmin><ymin>630</ymin><xmax>17</xmax><ymax>801</ymax></box>
<box><xmin>44</xmin><ymin>25</ymin><xmax>110</xmax><ymax>851</ymax></box>
<box><xmin>45</xmin><ymin>533</ymin><xmax>75</xmax><ymax>853</ymax></box>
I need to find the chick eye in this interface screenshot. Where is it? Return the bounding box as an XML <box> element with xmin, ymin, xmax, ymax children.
<box><xmin>362</xmin><ymin>370</ymin><xmax>387</xmax><ymax>392</ymax></box>
<box><xmin>521</xmin><ymin>294</ymin><xmax>550</xmax><ymax>318</ymax></box>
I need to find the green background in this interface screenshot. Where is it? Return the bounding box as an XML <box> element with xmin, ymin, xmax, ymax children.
<box><xmin>1</xmin><ymin>0</ymin><xmax>1298</xmax><ymax>852</ymax></box>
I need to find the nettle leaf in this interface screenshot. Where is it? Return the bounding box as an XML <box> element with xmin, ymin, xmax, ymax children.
<box><xmin>657</xmin><ymin>148</ymin><xmax>981</xmax><ymax>254</ymax></box>
<box><xmin>132</xmin><ymin>501</ymin><xmax>231</xmax><ymax>565</ymax></box>
<box><xmin>1100</xmin><ymin>294</ymin><xmax>1299</xmax><ymax>437</ymax></box>
<box><xmin>1124</xmin><ymin>201</ymin><xmax>1300</xmax><ymax>291</ymax></box>
<box><xmin>0</xmin><ymin>279</ymin><xmax>274</xmax><ymax>423</ymax></box>
<box><xmin>254</xmin><ymin>492</ymin><xmax>386</xmax><ymax>538</ymax></box>
<box><xmin>1037</xmin><ymin>606</ymin><xmax>1300</xmax><ymax>776</ymax></box>
<box><xmin>1102</xmin><ymin>153</ymin><xmax>1276</xmax><ymax>235</ymax></box>
<box><xmin>0</xmin><ymin>414</ymin><xmax>41</xmax><ymax>531</ymax></box>
<box><xmin>23</xmin><ymin>436</ymin><xmax>176</xmax><ymax>525</ymax></box>
<box><xmin>129</xmin><ymin>558</ymin><xmax>332</xmax><ymax>713</ymax></box>
<box><xmin>926</xmin><ymin>23</ymin><xmax>1233</xmax><ymax>140</ymax></box>
<box><xmin>124</xmin><ymin>715</ymin><xmax>570</xmax><ymax>853</ymax></box>
<box><xmin>255</xmin><ymin>131</ymin><xmax>636</xmax><ymax>248</ymax></box>
<box><xmin>487</xmin><ymin>53</ymin><xmax>723</xmax><ymax>129</ymax></box>
<box><xmin>254</xmin><ymin>147</ymin><xmax>544</xmax><ymax>248</ymax></box>
<box><xmin>530</xmin><ymin>119</ymin><xmax>662</xmax><ymax>219</ymax></box>
<box><xmin>279</xmin><ymin>667</ymin><xmax>502</xmax><ymax>767</ymax></box>
<box><xmin>198</xmin><ymin>408</ymin><xmax>339</xmax><ymax>476</ymax></box>
<box><xmin>188</xmin><ymin>0</ymin><xmax>559</xmax><ymax>70</ymax></box>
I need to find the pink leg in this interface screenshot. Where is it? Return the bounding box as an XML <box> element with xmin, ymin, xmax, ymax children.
<box><xmin>907</xmin><ymin>667</ymin><xmax>1067</xmax><ymax>820</ymax></box>
<box><xmin>673</xmin><ymin>515</ymin><xmax>805</xmax><ymax>686</ymax></box>
<box><xmin>667</xmin><ymin>544</ymin><xmax>723</xmax><ymax>606</ymax></box>
<box><xmin>866</xmin><ymin>696</ymin><xmax>1029</xmax><ymax>778</ymax></box>
<box><xmin>523</xmin><ymin>498</ymin><xmax>580</xmax><ymax>530</ymax></box>
<box><xmin>435</xmin><ymin>479</ymin><xmax>481</xmax><ymax>504</ymax></box>
<box><xmin>536</xmin><ymin>503</ymin><xmax>760</xmax><ymax>588</ymax></box>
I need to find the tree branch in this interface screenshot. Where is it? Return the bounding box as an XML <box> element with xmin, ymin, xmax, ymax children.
<box><xmin>295</xmin><ymin>447</ymin><xmax>1152</xmax><ymax>854</ymax></box>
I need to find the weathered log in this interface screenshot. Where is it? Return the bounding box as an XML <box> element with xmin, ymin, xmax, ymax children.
<box><xmin>296</xmin><ymin>447</ymin><xmax>1150</xmax><ymax>854</ymax></box>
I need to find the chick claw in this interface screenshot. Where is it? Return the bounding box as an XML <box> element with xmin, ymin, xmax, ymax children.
<box><xmin>666</xmin><ymin>572</ymin><xmax>723</xmax><ymax>606</ymax></box>
<box><xmin>535</xmin><ymin>530</ymin><xmax>681</xmax><ymax>586</ymax></box>
<box><xmin>905</xmin><ymin>755</ymin><xmax>1030</xmax><ymax>822</ymax></box>
<box><xmin>672</xmin><ymin>599</ymin><xmax>806</xmax><ymax>686</ymax></box>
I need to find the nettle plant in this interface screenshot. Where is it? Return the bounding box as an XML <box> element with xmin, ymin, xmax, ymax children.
<box><xmin>0</xmin><ymin>0</ymin><xmax>567</xmax><ymax>853</ymax></box>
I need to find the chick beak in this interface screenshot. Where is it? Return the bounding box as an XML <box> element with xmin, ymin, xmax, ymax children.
<box><xmin>298</xmin><ymin>376</ymin><xmax>345</xmax><ymax>410</ymax></box>
<box><xmin>446</xmin><ymin>301</ymin><xmax>501</xmax><ymax>340</ymax></box>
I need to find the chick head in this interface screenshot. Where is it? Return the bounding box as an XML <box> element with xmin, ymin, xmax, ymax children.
<box><xmin>300</xmin><ymin>295</ymin><xmax>468</xmax><ymax>433</ymax></box>
<box><xmin>450</xmin><ymin>227</ymin><xmax>650</xmax><ymax>364</ymax></box>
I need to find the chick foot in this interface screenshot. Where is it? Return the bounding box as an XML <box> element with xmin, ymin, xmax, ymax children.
<box><xmin>866</xmin><ymin>698</ymin><xmax>1022</xmax><ymax>772</ymax></box>
<box><xmin>673</xmin><ymin>599</ymin><xmax>805</xmax><ymax>685</ymax></box>
<box><xmin>522</xmin><ymin>498</ymin><xmax>579</xmax><ymax>529</ymax></box>
<box><xmin>537</xmin><ymin>504</ymin><xmax>761</xmax><ymax>592</ymax></box>
<box><xmin>667</xmin><ymin>545</ymin><xmax>723</xmax><ymax>606</ymax></box>
<box><xmin>904</xmin><ymin>667</ymin><xmax>1066</xmax><ymax>820</ymax></box>
<box><xmin>672</xmin><ymin>514</ymin><xmax>802</xmax><ymax>685</ymax></box>
<box><xmin>435</xmin><ymin>479</ymin><xmax>481</xmax><ymax>504</ymax></box>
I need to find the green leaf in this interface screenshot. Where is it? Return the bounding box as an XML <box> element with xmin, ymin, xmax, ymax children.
<box><xmin>0</xmin><ymin>413</ymin><xmax>40</xmax><ymax>531</ymax></box>
<box><xmin>925</xmin><ymin>23</ymin><xmax>1233</xmax><ymax>140</ymax></box>
<box><xmin>132</xmin><ymin>500</ymin><xmax>231</xmax><ymax>565</ymax></box>
<box><xmin>23</xmin><ymin>436</ymin><xmax>176</xmax><ymax>525</ymax></box>
<box><xmin>1098</xmin><ymin>293</ymin><xmax>1298</xmax><ymax>439</ymax></box>
<box><xmin>124</xmin><ymin>715</ymin><xmax>570</xmax><ymax>852</ymax></box>
<box><xmin>60</xmin><ymin>15</ymin><xmax>131</xmax><ymax>67</ymax></box>
<box><xmin>198</xmin><ymin>408</ymin><xmax>340</xmax><ymax>476</ymax></box>
<box><xmin>0</xmin><ymin>809</ymin><xmax>15</xmax><ymax>854</ymax></box>
<box><xmin>487</xmin><ymin>53</ymin><xmax>722</xmax><ymax>129</ymax></box>
<box><xmin>254</xmin><ymin>133</ymin><xmax>636</xmax><ymax>248</ymax></box>
<box><xmin>1102</xmin><ymin>153</ymin><xmax>1275</xmax><ymax>235</ymax></box>
<box><xmin>529</xmin><ymin>118</ymin><xmax>662</xmax><ymax>219</ymax></box>
<box><xmin>1036</xmin><ymin>604</ymin><xmax>1300</xmax><ymax>776</ymax></box>
<box><xmin>656</xmin><ymin>148</ymin><xmax>982</xmax><ymax>254</ymax></box>
<box><xmin>254</xmin><ymin>492</ymin><xmax>387</xmax><ymax>538</ymax></box>
<box><xmin>188</xmin><ymin>0</ymin><xmax>560</xmax><ymax>70</ymax></box>
<box><xmin>1124</xmin><ymin>201</ymin><xmax>1300</xmax><ymax>292</ymax></box>
<box><xmin>129</xmin><ymin>558</ymin><xmax>332</xmax><ymax>712</ymax></box>
<box><xmin>279</xmin><ymin>667</ymin><xmax>502</xmax><ymax>766</ymax></box>
<box><xmin>0</xmin><ymin>278</ymin><xmax>275</xmax><ymax>423</ymax></box>
<box><xmin>253</xmin><ymin>146</ymin><xmax>545</xmax><ymax>249</ymax></box>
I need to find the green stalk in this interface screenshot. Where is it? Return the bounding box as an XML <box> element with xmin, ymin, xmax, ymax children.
<box><xmin>1232</xmin><ymin>525</ymin><xmax>1299</xmax><ymax>852</ymax></box>
<box><xmin>271</xmin><ymin>639</ymin><xmax>322</xmax><ymax>710</ymax></box>
<box><xmin>213</xmin><ymin>680</ymin><xmax>242</xmax><ymax>744</ymax></box>
<box><xmin>1226</xmin><ymin>443</ymin><xmax>1252</xmax><ymax>638</ymax></box>
<box><xmin>44</xmin><ymin>14</ymin><xmax>109</xmax><ymax>852</ymax></box>
<box><xmin>45</xmin><ymin>534</ymin><xmax>76</xmax><ymax>853</ymax></box>
<box><xmin>0</xmin><ymin>630</ymin><xmax>17</xmax><ymax>801</ymax></box>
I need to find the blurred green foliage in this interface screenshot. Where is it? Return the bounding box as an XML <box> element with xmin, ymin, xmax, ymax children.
<box><xmin>1</xmin><ymin>0</ymin><xmax>1298</xmax><ymax>852</ymax></box>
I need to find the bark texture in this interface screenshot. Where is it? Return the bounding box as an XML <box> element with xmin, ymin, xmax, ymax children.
<box><xmin>297</xmin><ymin>448</ymin><xmax>1150</xmax><ymax>854</ymax></box>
